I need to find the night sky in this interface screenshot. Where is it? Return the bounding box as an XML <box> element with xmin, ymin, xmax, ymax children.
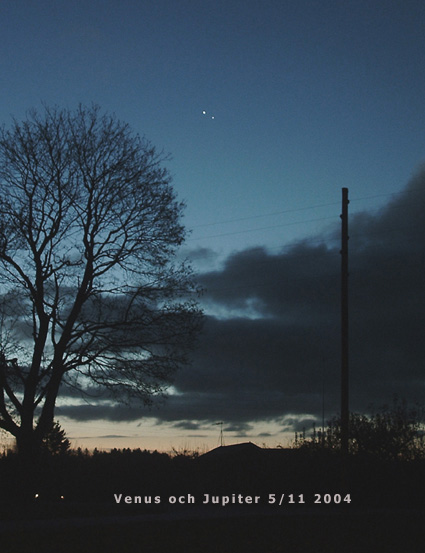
<box><xmin>1</xmin><ymin>0</ymin><xmax>425</xmax><ymax>450</ymax></box>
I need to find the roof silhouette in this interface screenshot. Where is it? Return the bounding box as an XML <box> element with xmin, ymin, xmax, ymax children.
<box><xmin>200</xmin><ymin>442</ymin><xmax>262</xmax><ymax>461</ymax></box>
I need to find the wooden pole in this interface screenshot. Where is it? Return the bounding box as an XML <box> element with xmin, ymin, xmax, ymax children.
<box><xmin>340</xmin><ymin>188</ymin><xmax>349</xmax><ymax>455</ymax></box>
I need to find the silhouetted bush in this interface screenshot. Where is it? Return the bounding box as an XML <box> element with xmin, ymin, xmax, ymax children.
<box><xmin>295</xmin><ymin>398</ymin><xmax>425</xmax><ymax>461</ymax></box>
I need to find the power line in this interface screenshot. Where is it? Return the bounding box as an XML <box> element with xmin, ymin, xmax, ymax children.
<box><xmin>187</xmin><ymin>186</ymin><xmax>422</xmax><ymax>244</ymax></box>
<box><xmin>191</xmin><ymin>201</ymin><xmax>340</xmax><ymax>229</ymax></box>
<box><xmin>188</xmin><ymin>187</ymin><xmax>411</xmax><ymax>232</ymax></box>
<box><xmin>187</xmin><ymin>215</ymin><xmax>336</xmax><ymax>242</ymax></box>
<box><xmin>187</xmin><ymin>211</ymin><xmax>420</xmax><ymax>244</ymax></box>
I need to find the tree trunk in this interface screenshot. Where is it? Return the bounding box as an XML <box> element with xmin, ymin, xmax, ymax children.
<box><xmin>15</xmin><ymin>427</ymin><xmax>44</xmax><ymax>503</ymax></box>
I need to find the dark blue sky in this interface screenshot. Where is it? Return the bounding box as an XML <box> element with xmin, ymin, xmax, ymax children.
<box><xmin>1</xmin><ymin>1</ymin><xmax>425</xmax><ymax>450</ymax></box>
<box><xmin>2</xmin><ymin>0</ymin><xmax>425</xmax><ymax>256</ymax></box>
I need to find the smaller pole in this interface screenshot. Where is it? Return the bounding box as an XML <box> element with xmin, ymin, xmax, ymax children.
<box><xmin>215</xmin><ymin>422</ymin><xmax>224</xmax><ymax>447</ymax></box>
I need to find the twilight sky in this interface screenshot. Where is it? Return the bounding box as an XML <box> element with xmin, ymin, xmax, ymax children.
<box><xmin>1</xmin><ymin>0</ymin><xmax>425</xmax><ymax>451</ymax></box>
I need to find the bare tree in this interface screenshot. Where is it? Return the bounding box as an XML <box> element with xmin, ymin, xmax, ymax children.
<box><xmin>0</xmin><ymin>105</ymin><xmax>202</xmax><ymax>463</ymax></box>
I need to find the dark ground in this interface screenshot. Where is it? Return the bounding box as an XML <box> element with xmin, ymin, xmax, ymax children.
<box><xmin>0</xmin><ymin>510</ymin><xmax>424</xmax><ymax>553</ymax></box>
<box><xmin>1</xmin><ymin>446</ymin><xmax>424</xmax><ymax>552</ymax></box>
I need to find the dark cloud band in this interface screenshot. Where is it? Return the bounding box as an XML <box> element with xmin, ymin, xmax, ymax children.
<box><xmin>60</xmin><ymin>172</ymin><xmax>425</xmax><ymax>433</ymax></box>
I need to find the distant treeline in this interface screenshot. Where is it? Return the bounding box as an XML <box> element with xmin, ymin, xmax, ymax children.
<box><xmin>1</xmin><ymin>443</ymin><xmax>424</xmax><ymax>514</ymax></box>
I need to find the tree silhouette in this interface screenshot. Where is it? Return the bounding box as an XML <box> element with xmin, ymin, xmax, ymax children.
<box><xmin>41</xmin><ymin>420</ymin><xmax>70</xmax><ymax>456</ymax></box>
<box><xmin>0</xmin><ymin>105</ymin><xmax>202</xmax><ymax>466</ymax></box>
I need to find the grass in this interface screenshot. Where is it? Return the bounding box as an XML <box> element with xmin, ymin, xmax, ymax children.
<box><xmin>1</xmin><ymin>510</ymin><xmax>424</xmax><ymax>553</ymax></box>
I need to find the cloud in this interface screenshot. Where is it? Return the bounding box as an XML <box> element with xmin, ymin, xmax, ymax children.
<box><xmin>56</xmin><ymin>403</ymin><xmax>149</xmax><ymax>422</ymax></box>
<box><xmin>60</xmin><ymin>169</ymin><xmax>425</xmax><ymax>434</ymax></box>
<box><xmin>180</xmin><ymin>246</ymin><xmax>219</xmax><ymax>264</ymax></box>
<box><xmin>172</xmin><ymin>420</ymin><xmax>204</xmax><ymax>430</ymax></box>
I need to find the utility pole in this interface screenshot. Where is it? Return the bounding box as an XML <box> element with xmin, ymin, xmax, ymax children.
<box><xmin>340</xmin><ymin>188</ymin><xmax>349</xmax><ymax>455</ymax></box>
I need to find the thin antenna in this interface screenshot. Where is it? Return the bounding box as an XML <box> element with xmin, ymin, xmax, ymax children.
<box><xmin>214</xmin><ymin>422</ymin><xmax>224</xmax><ymax>447</ymax></box>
